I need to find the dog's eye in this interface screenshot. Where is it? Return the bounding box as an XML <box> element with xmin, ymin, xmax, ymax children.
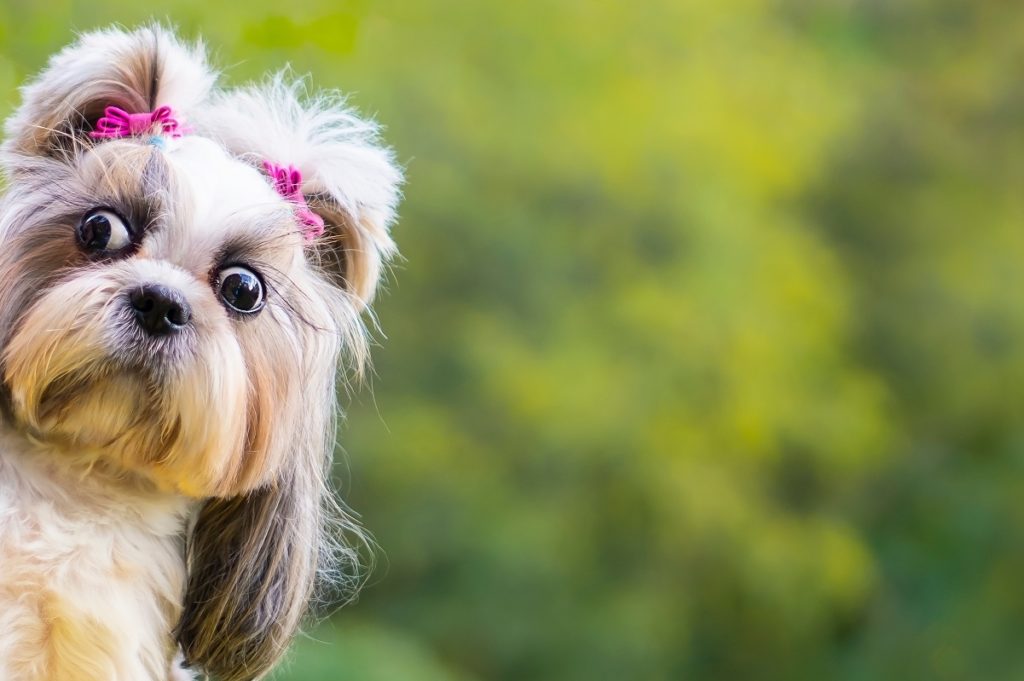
<box><xmin>78</xmin><ymin>209</ymin><xmax>131</xmax><ymax>253</ymax></box>
<box><xmin>216</xmin><ymin>265</ymin><xmax>265</xmax><ymax>314</ymax></box>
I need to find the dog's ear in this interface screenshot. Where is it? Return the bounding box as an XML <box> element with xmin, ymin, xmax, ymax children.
<box><xmin>196</xmin><ymin>76</ymin><xmax>402</xmax><ymax>309</ymax></box>
<box><xmin>177</xmin><ymin>472</ymin><xmax>319</xmax><ymax>681</ymax></box>
<box><xmin>2</xmin><ymin>24</ymin><xmax>214</xmax><ymax>163</ymax></box>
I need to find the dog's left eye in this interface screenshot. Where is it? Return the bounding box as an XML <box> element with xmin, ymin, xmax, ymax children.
<box><xmin>77</xmin><ymin>208</ymin><xmax>131</xmax><ymax>253</ymax></box>
<box><xmin>216</xmin><ymin>265</ymin><xmax>265</xmax><ymax>314</ymax></box>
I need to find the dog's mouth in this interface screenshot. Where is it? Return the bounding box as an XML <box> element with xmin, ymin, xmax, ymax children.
<box><xmin>30</xmin><ymin>365</ymin><xmax>157</xmax><ymax>442</ymax></box>
<box><xmin>37</xmin><ymin>370</ymin><xmax>104</xmax><ymax>422</ymax></box>
<box><xmin>26</xmin><ymin>305</ymin><xmax>193</xmax><ymax>426</ymax></box>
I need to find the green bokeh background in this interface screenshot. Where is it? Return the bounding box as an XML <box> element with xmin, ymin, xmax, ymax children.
<box><xmin>3</xmin><ymin>1</ymin><xmax>1024</xmax><ymax>679</ymax></box>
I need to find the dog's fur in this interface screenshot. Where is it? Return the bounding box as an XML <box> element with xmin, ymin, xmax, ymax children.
<box><xmin>0</xmin><ymin>25</ymin><xmax>400</xmax><ymax>680</ymax></box>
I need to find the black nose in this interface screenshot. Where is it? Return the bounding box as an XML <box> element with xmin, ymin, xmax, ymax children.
<box><xmin>129</xmin><ymin>285</ymin><xmax>192</xmax><ymax>336</ymax></box>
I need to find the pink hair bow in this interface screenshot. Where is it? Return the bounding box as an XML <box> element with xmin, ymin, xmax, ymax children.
<box><xmin>263</xmin><ymin>161</ymin><xmax>325</xmax><ymax>241</ymax></box>
<box><xmin>90</xmin><ymin>105</ymin><xmax>185</xmax><ymax>139</ymax></box>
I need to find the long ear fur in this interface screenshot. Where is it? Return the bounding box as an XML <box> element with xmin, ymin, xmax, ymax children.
<box><xmin>177</xmin><ymin>484</ymin><xmax>314</xmax><ymax>679</ymax></box>
<box><xmin>177</xmin><ymin>473</ymin><xmax>363</xmax><ymax>680</ymax></box>
<box><xmin>195</xmin><ymin>75</ymin><xmax>402</xmax><ymax>308</ymax></box>
<box><xmin>2</xmin><ymin>24</ymin><xmax>214</xmax><ymax>163</ymax></box>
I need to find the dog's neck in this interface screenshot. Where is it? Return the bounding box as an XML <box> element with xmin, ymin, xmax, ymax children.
<box><xmin>3</xmin><ymin>426</ymin><xmax>194</xmax><ymax>509</ymax></box>
<box><xmin>0</xmin><ymin>427</ymin><xmax>195</xmax><ymax>679</ymax></box>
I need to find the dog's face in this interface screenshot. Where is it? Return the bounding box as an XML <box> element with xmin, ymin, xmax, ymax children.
<box><xmin>2</xmin><ymin>134</ymin><xmax>342</xmax><ymax>496</ymax></box>
<box><xmin>0</xmin><ymin>26</ymin><xmax>399</xmax><ymax>680</ymax></box>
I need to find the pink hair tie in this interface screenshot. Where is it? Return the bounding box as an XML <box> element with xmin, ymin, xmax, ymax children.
<box><xmin>263</xmin><ymin>161</ymin><xmax>325</xmax><ymax>241</ymax></box>
<box><xmin>90</xmin><ymin>105</ymin><xmax>186</xmax><ymax>139</ymax></box>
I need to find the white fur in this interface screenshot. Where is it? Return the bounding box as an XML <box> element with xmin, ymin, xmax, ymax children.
<box><xmin>196</xmin><ymin>75</ymin><xmax>400</xmax><ymax>242</ymax></box>
<box><xmin>0</xmin><ymin>434</ymin><xmax>193</xmax><ymax>680</ymax></box>
<box><xmin>4</xmin><ymin>26</ymin><xmax>215</xmax><ymax>149</ymax></box>
<box><xmin>196</xmin><ymin>76</ymin><xmax>402</xmax><ymax>306</ymax></box>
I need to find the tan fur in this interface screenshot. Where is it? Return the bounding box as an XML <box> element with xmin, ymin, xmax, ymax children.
<box><xmin>42</xmin><ymin>593</ymin><xmax>121</xmax><ymax>680</ymax></box>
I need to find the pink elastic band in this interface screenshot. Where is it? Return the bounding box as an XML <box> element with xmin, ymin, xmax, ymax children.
<box><xmin>90</xmin><ymin>105</ymin><xmax>186</xmax><ymax>139</ymax></box>
<box><xmin>263</xmin><ymin>161</ymin><xmax>325</xmax><ymax>241</ymax></box>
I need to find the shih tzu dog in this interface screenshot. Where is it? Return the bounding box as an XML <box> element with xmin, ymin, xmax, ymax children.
<box><xmin>0</xmin><ymin>25</ymin><xmax>400</xmax><ymax>680</ymax></box>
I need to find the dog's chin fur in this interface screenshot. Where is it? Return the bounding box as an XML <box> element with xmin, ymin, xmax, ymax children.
<box><xmin>0</xmin><ymin>25</ymin><xmax>400</xmax><ymax>681</ymax></box>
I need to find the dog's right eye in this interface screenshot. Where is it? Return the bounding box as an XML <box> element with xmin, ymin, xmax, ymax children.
<box><xmin>77</xmin><ymin>208</ymin><xmax>131</xmax><ymax>254</ymax></box>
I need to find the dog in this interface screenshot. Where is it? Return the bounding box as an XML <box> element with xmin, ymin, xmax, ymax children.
<box><xmin>0</xmin><ymin>25</ymin><xmax>400</xmax><ymax>680</ymax></box>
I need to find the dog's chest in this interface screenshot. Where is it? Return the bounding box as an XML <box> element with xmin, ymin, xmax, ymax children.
<box><xmin>0</xmin><ymin>450</ymin><xmax>190</xmax><ymax>680</ymax></box>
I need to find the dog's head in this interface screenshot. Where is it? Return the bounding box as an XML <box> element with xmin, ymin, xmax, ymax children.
<box><xmin>0</xmin><ymin>25</ymin><xmax>399</xmax><ymax>679</ymax></box>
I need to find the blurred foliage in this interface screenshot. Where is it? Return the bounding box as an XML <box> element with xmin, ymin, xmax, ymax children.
<box><xmin>1</xmin><ymin>0</ymin><xmax>1023</xmax><ymax>679</ymax></box>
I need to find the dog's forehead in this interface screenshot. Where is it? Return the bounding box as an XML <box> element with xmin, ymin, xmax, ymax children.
<box><xmin>166</xmin><ymin>136</ymin><xmax>277</xmax><ymax>224</ymax></box>
<box><xmin>136</xmin><ymin>136</ymin><xmax>300</xmax><ymax>265</ymax></box>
